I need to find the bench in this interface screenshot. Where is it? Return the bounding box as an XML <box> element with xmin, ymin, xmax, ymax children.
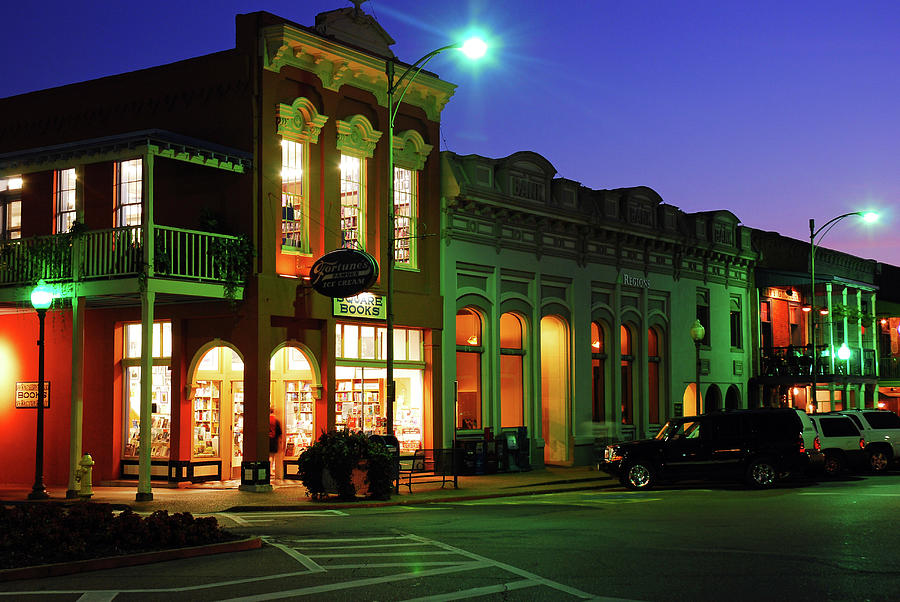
<box><xmin>396</xmin><ymin>448</ymin><xmax>459</xmax><ymax>492</ymax></box>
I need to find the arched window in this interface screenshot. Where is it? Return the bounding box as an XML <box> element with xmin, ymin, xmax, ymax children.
<box><xmin>456</xmin><ymin>308</ymin><xmax>483</xmax><ymax>430</ymax></box>
<box><xmin>591</xmin><ymin>322</ymin><xmax>607</xmax><ymax>423</ymax></box>
<box><xmin>500</xmin><ymin>312</ymin><xmax>525</xmax><ymax>427</ymax></box>
<box><xmin>648</xmin><ymin>327</ymin><xmax>661</xmax><ymax>424</ymax></box>
<box><xmin>620</xmin><ymin>325</ymin><xmax>634</xmax><ymax>425</ymax></box>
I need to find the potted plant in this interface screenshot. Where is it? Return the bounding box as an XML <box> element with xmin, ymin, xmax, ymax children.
<box><xmin>296</xmin><ymin>429</ymin><xmax>394</xmax><ymax>501</ymax></box>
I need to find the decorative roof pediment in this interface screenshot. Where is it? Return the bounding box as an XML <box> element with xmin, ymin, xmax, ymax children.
<box><xmin>336</xmin><ymin>114</ymin><xmax>382</xmax><ymax>158</ymax></box>
<box><xmin>261</xmin><ymin>23</ymin><xmax>457</xmax><ymax>121</ymax></box>
<box><xmin>393</xmin><ymin>129</ymin><xmax>433</xmax><ymax>171</ymax></box>
<box><xmin>276</xmin><ymin>97</ymin><xmax>329</xmax><ymax>143</ymax></box>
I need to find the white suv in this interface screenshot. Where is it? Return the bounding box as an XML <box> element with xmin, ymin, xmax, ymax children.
<box><xmin>809</xmin><ymin>414</ymin><xmax>866</xmax><ymax>476</ymax></box>
<box><xmin>836</xmin><ymin>410</ymin><xmax>900</xmax><ymax>472</ymax></box>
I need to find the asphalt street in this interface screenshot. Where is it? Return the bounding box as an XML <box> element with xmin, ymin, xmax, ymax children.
<box><xmin>2</xmin><ymin>473</ymin><xmax>899</xmax><ymax>600</ymax></box>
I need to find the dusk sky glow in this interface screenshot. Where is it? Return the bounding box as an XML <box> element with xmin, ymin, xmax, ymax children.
<box><xmin>2</xmin><ymin>0</ymin><xmax>897</xmax><ymax>264</ymax></box>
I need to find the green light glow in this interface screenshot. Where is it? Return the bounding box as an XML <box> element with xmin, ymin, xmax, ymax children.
<box><xmin>860</xmin><ymin>211</ymin><xmax>879</xmax><ymax>223</ymax></box>
<box><xmin>837</xmin><ymin>343</ymin><xmax>851</xmax><ymax>361</ymax></box>
<box><xmin>30</xmin><ymin>280</ymin><xmax>53</xmax><ymax>310</ymax></box>
<box><xmin>460</xmin><ymin>37</ymin><xmax>487</xmax><ymax>60</ymax></box>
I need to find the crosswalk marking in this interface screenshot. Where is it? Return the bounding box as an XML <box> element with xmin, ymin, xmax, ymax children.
<box><xmin>216</xmin><ymin>509</ymin><xmax>348</xmax><ymax>525</ymax></box>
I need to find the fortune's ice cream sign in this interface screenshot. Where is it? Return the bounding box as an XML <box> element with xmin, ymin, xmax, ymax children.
<box><xmin>309</xmin><ymin>248</ymin><xmax>379</xmax><ymax>298</ymax></box>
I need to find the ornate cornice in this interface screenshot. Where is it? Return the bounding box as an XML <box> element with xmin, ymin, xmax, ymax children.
<box><xmin>261</xmin><ymin>24</ymin><xmax>457</xmax><ymax>121</ymax></box>
<box><xmin>276</xmin><ymin>97</ymin><xmax>329</xmax><ymax>143</ymax></box>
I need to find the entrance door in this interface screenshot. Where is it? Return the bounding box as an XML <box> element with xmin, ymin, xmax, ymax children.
<box><xmin>230</xmin><ymin>381</ymin><xmax>244</xmax><ymax>479</ymax></box>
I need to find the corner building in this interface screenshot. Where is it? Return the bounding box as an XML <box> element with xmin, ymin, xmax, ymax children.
<box><xmin>0</xmin><ymin>7</ymin><xmax>447</xmax><ymax>493</ymax></box>
<box><xmin>441</xmin><ymin>151</ymin><xmax>758</xmax><ymax>466</ymax></box>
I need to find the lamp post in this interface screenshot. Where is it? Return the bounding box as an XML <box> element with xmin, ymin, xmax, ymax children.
<box><xmin>384</xmin><ymin>37</ymin><xmax>487</xmax><ymax>435</ymax></box>
<box><xmin>808</xmin><ymin>211</ymin><xmax>878</xmax><ymax>411</ymax></box>
<box><xmin>689</xmin><ymin>319</ymin><xmax>705</xmax><ymax>416</ymax></box>
<box><xmin>28</xmin><ymin>280</ymin><xmax>53</xmax><ymax>500</ymax></box>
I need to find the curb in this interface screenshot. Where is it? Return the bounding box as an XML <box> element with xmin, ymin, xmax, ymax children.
<box><xmin>0</xmin><ymin>536</ymin><xmax>262</xmax><ymax>583</ymax></box>
<box><xmin>225</xmin><ymin>481</ymin><xmax>617</xmax><ymax>512</ymax></box>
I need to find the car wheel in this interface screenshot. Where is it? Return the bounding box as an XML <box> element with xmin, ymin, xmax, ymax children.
<box><xmin>746</xmin><ymin>458</ymin><xmax>777</xmax><ymax>488</ymax></box>
<box><xmin>622</xmin><ymin>461</ymin><xmax>655</xmax><ymax>490</ymax></box>
<box><xmin>823</xmin><ymin>453</ymin><xmax>843</xmax><ymax>477</ymax></box>
<box><xmin>869</xmin><ymin>449</ymin><xmax>890</xmax><ymax>473</ymax></box>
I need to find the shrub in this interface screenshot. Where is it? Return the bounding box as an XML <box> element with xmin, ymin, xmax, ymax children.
<box><xmin>297</xmin><ymin>429</ymin><xmax>394</xmax><ymax>501</ymax></box>
<box><xmin>0</xmin><ymin>502</ymin><xmax>236</xmax><ymax>570</ymax></box>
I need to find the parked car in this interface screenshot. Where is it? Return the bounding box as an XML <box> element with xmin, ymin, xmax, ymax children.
<box><xmin>809</xmin><ymin>414</ymin><xmax>866</xmax><ymax>476</ymax></box>
<box><xmin>601</xmin><ymin>408</ymin><xmax>823</xmax><ymax>490</ymax></box>
<box><xmin>836</xmin><ymin>409</ymin><xmax>900</xmax><ymax>472</ymax></box>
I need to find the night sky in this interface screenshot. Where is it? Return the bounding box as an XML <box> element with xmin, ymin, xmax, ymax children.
<box><xmin>2</xmin><ymin>1</ymin><xmax>897</xmax><ymax>265</ymax></box>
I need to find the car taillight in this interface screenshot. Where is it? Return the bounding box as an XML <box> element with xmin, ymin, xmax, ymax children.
<box><xmin>814</xmin><ymin>435</ymin><xmax>821</xmax><ymax>452</ymax></box>
<box><xmin>797</xmin><ymin>434</ymin><xmax>805</xmax><ymax>453</ymax></box>
<box><xmin>859</xmin><ymin>438</ymin><xmax>866</xmax><ymax>450</ymax></box>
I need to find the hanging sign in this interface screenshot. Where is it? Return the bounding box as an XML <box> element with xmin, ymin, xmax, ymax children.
<box><xmin>15</xmin><ymin>382</ymin><xmax>50</xmax><ymax>408</ymax></box>
<box><xmin>309</xmin><ymin>248</ymin><xmax>379</xmax><ymax>298</ymax></box>
<box><xmin>333</xmin><ymin>293</ymin><xmax>386</xmax><ymax>320</ymax></box>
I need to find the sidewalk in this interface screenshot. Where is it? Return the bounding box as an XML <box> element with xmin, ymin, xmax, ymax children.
<box><xmin>0</xmin><ymin>466</ymin><xmax>617</xmax><ymax>514</ymax></box>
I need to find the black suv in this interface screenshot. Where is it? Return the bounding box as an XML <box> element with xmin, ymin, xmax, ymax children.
<box><xmin>601</xmin><ymin>409</ymin><xmax>824</xmax><ymax>490</ymax></box>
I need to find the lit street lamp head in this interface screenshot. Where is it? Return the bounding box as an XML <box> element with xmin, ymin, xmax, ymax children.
<box><xmin>460</xmin><ymin>37</ymin><xmax>488</xmax><ymax>60</ymax></box>
<box><xmin>30</xmin><ymin>280</ymin><xmax>53</xmax><ymax>310</ymax></box>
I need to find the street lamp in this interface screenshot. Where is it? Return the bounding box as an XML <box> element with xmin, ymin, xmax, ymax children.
<box><xmin>808</xmin><ymin>211</ymin><xmax>879</xmax><ymax>410</ymax></box>
<box><xmin>385</xmin><ymin>37</ymin><xmax>487</xmax><ymax>435</ymax></box>
<box><xmin>689</xmin><ymin>319</ymin><xmax>705</xmax><ymax>415</ymax></box>
<box><xmin>28</xmin><ymin>280</ymin><xmax>53</xmax><ymax>500</ymax></box>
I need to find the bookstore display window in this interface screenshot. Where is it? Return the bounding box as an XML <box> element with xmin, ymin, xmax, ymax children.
<box><xmin>192</xmin><ymin>346</ymin><xmax>244</xmax><ymax>471</ymax></box>
<box><xmin>270</xmin><ymin>346</ymin><xmax>316</xmax><ymax>458</ymax></box>
<box><xmin>455</xmin><ymin>308</ymin><xmax>483</xmax><ymax>430</ymax></box>
<box><xmin>122</xmin><ymin>322</ymin><xmax>172</xmax><ymax>459</ymax></box>
<box><xmin>340</xmin><ymin>154</ymin><xmax>364</xmax><ymax>249</ymax></box>
<box><xmin>281</xmin><ymin>139</ymin><xmax>307</xmax><ymax>251</ymax></box>
<box><xmin>335</xmin><ymin>323</ymin><xmax>424</xmax><ymax>451</ymax></box>
<box><xmin>393</xmin><ymin>166</ymin><xmax>416</xmax><ymax>266</ymax></box>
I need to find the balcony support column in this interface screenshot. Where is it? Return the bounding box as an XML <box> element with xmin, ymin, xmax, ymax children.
<box><xmin>136</xmin><ymin>288</ymin><xmax>155</xmax><ymax>501</ymax></box>
<box><xmin>66</xmin><ymin>293</ymin><xmax>86</xmax><ymax>498</ymax></box>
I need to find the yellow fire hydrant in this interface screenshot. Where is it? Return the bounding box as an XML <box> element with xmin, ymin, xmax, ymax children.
<box><xmin>75</xmin><ymin>453</ymin><xmax>94</xmax><ymax>499</ymax></box>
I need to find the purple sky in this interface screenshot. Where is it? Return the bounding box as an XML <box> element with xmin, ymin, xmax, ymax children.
<box><xmin>2</xmin><ymin>1</ymin><xmax>898</xmax><ymax>265</ymax></box>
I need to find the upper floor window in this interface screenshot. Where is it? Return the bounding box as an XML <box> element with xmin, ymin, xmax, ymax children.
<box><xmin>392</xmin><ymin>130</ymin><xmax>432</xmax><ymax>269</ymax></box>
<box><xmin>393</xmin><ymin>167</ymin><xmax>416</xmax><ymax>266</ymax></box>
<box><xmin>335</xmin><ymin>115</ymin><xmax>381</xmax><ymax>252</ymax></box>
<box><xmin>281</xmin><ymin>139</ymin><xmax>308</xmax><ymax>252</ymax></box>
<box><xmin>55</xmin><ymin>168</ymin><xmax>77</xmax><ymax>234</ymax></box>
<box><xmin>340</xmin><ymin>154</ymin><xmax>364</xmax><ymax>249</ymax></box>
<box><xmin>114</xmin><ymin>159</ymin><xmax>142</xmax><ymax>227</ymax></box>
<box><xmin>0</xmin><ymin>175</ymin><xmax>23</xmax><ymax>241</ymax></box>
<box><xmin>730</xmin><ymin>296</ymin><xmax>743</xmax><ymax>349</ymax></box>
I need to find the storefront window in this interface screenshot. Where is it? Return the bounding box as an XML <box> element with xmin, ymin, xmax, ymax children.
<box><xmin>335</xmin><ymin>323</ymin><xmax>425</xmax><ymax>451</ymax></box>
<box><xmin>648</xmin><ymin>327</ymin><xmax>661</xmax><ymax>425</ymax></box>
<box><xmin>620</xmin><ymin>325</ymin><xmax>634</xmax><ymax>425</ymax></box>
<box><xmin>591</xmin><ymin>322</ymin><xmax>607</xmax><ymax>423</ymax></box>
<box><xmin>456</xmin><ymin>308</ymin><xmax>483</xmax><ymax>430</ymax></box>
<box><xmin>272</xmin><ymin>346</ymin><xmax>316</xmax><ymax>458</ymax></box>
<box><xmin>500</xmin><ymin>312</ymin><xmax>525</xmax><ymax>428</ymax></box>
<box><xmin>122</xmin><ymin>321</ymin><xmax>172</xmax><ymax>459</ymax></box>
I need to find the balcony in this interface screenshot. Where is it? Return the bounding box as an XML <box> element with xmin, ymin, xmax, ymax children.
<box><xmin>0</xmin><ymin>225</ymin><xmax>250</xmax><ymax>304</ymax></box>
<box><xmin>759</xmin><ymin>345</ymin><xmax>877</xmax><ymax>381</ymax></box>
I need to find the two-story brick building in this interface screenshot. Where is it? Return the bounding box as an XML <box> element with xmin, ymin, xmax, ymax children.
<box><xmin>0</xmin><ymin>6</ymin><xmax>450</xmax><ymax>497</ymax></box>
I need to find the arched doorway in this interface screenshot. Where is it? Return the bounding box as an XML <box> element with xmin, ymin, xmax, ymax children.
<box><xmin>683</xmin><ymin>384</ymin><xmax>701</xmax><ymax>417</ymax></box>
<box><xmin>541</xmin><ymin>315</ymin><xmax>569</xmax><ymax>464</ymax></box>
<box><xmin>725</xmin><ymin>385</ymin><xmax>741</xmax><ymax>410</ymax></box>
<box><xmin>190</xmin><ymin>344</ymin><xmax>244</xmax><ymax>480</ymax></box>
<box><xmin>705</xmin><ymin>384</ymin><xmax>722</xmax><ymax>412</ymax></box>
<box><xmin>270</xmin><ymin>345</ymin><xmax>319</xmax><ymax>478</ymax></box>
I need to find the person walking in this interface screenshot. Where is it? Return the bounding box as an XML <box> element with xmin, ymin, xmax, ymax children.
<box><xmin>269</xmin><ymin>406</ymin><xmax>282</xmax><ymax>481</ymax></box>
